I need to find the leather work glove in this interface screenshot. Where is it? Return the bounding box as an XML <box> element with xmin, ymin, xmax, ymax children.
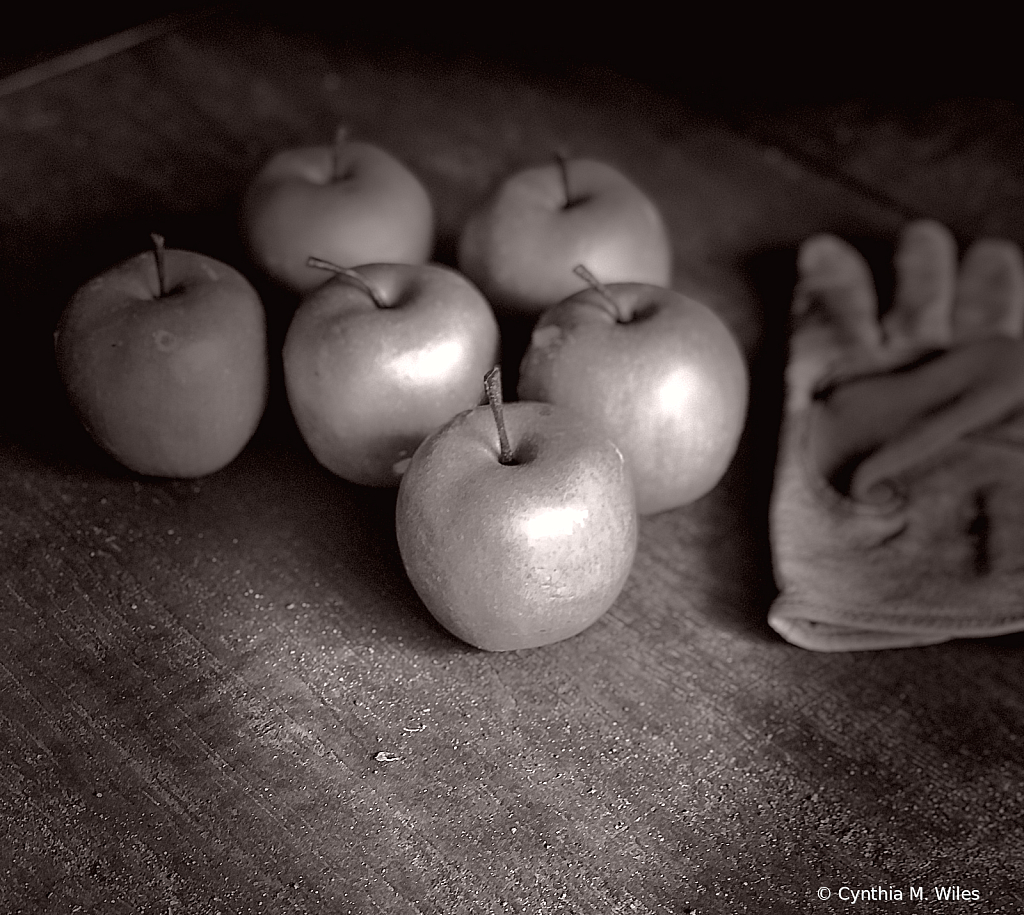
<box><xmin>768</xmin><ymin>219</ymin><xmax>1024</xmax><ymax>650</ymax></box>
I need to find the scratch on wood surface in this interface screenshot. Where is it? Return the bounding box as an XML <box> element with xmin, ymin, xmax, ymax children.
<box><xmin>0</xmin><ymin>15</ymin><xmax>198</xmax><ymax>99</ymax></box>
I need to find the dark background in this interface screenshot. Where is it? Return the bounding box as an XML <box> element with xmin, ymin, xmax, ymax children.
<box><xmin>7</xmin><ymin>5</ymin><xmax>1002</xmax><ymax>103</ymax></box>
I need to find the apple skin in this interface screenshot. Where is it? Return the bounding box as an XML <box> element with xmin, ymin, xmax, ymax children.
<box><xmin>242</xmin><ymin>136</ymin><xmax>435</xmax><ymax>293</ymax></box>
<box><xmin>517</xmin><ymin>282</ymin><xmax>748</xmax><ymax>514</ymax></box>
<box><xmin>396</xmin><ymin>401</ymin><xmax>638</xmax><ymax>651</ymax></box>
<box><xmin>283</xmin><ymin>263</ymin><xmax>500</xmax><ymax>487</ymax></box>
<box><xmin>457</xmin><ymin>158</ymin><xmax>672</xmax><ymax>317</ymax></box>
<box><xmin>54</xmin><ymin>248</ymin><xmax>268</xmax><ymax>478</ymax></box>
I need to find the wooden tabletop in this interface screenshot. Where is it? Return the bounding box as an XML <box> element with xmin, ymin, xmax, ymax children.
<box><xmin>2</xmin><ymin>12</ymin><xmax>1022</xmax><ymax>914</ymax></box>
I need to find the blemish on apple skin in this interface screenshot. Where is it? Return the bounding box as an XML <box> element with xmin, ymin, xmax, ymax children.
<box><xmin>531</xmin><ymin>324</ymin><xmax>562</xmax><ymax>350</ymax></box>
<box><xmin>153</xmin><ymin>330</ymin><xmax>177</xmax><ymax>351</ymax></box>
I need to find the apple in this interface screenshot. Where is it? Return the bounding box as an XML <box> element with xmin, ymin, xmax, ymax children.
<box><xmin>54</xmin><ymin>234</ymin><xmax>268</xmax><ymax>477</ymax></box>
<box><xmin>242</xmin><ymin>126</ymin><xmax>435</xmax><ymax>293</ymax></box>
<box><xmin>396</xmin><ymin>366</ymin><xmax>638</xmax><ymax>651</ymax></box>
<box><xmin>283</xmin><ymin>258</ymin><xmax>500</xmax><ymax>487</ymax></box>
<box><xmin>517</xmin><ymin>266</ymin><xmax>748</xmax><ymax>514</ymax></box>
<box><xmin>457</xmin><ymin>155</ymin><xmax>672</xmax><ymax>317</ymax></box>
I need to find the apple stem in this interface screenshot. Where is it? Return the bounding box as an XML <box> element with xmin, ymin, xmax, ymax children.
<box><xmin>306</xmin><ymin>257</ymin><xmax>389</xmax><ymax>308</ymax></box>
<box><xmin>484</xmin><ymin>366</ymin><xmax>516</xmax><ymax>466</ymax></box>
<box><xmin>150</xmin><ymin>233</ymin><xmax>167</xmax><ymax>297</ymax></box>
<box><xmin>555</xmin><ymin>150</ymin><xmax>575</xmax><ymax>208</ymax></box>
<box><xmin>333</xmin><ymin>125</ymin><xmax>350</xmax><ymax>180</ymax></box>
<box><xmin>573</xmin><ymin>264</ymin><xmax>626</xmax><ymax>322</ymax></box>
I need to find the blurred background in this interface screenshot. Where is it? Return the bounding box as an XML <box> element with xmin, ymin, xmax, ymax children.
<box><xmin>6</xmin><ymin>3</ymin><xmax>991</xmax><ymax>101</ymax></box>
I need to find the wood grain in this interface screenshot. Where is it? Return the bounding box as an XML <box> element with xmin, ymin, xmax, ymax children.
<box><xmin>1</xmin><ymin>12</ymin><xmax>1023</xmax><ymax>914</ymax></box>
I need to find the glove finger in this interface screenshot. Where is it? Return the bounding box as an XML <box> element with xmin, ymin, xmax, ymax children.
<box><xmin>952</xmin><ymin>238</ymin><xmax>1024</xmax><ymax>342</ymax></box>
<box><xmin>849</xmin><ymin>338</ymin><xmax>1024</xmax><ymax>501</ymax></box>
<box><xmin>883</xmin><ymin>219</ymin><xmax>956</xmax><ymax>352</ymax></box>
<box><xmin>786</xmin><ymin>234</ymin><xmax>882</xmax><ymax>410</ymax></box>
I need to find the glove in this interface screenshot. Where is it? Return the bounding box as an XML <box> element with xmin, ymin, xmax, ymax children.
<box><xmin>768</xmin><ymin>219</ymin><xmax>1024</xmax><ymax>650</ymax></box>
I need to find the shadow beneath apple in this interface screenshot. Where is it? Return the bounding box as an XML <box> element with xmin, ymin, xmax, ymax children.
<box><xmin>295</xmin><ymin>484</ymin><xmax>456</xmax><ymax>651</ymax></box>
<box><xmin>736</xmin><ymin>242</ymin><xmax>796</xmax><ymax>515</ymax></box>
<box><xmin>0</xmin><ymin>209</ymin><xmax>158</xmax><ymax>473</ymax></box>
<box><xmin>650</xmin><ymin>244</ymin><xmax>798</xmax><ymax>642</ymax></box>
<box><xmin>430</xmin><ymin>227</ymin><xmax>540</xmax><ymax>396</ymax></box>
<box><xmin>2</xmin><ymin>199</ymin><xmax>309</xmax><ymax>475</ymax></box>
<box><xmin>184</xmin><ymin>438</ymin><xmax>453</xmax><ymax>648</ymax></box>
<box><xmin>431</xmin><ymin>230</ymin><xmax>460</xmax><ymax>272</ymax></box>
<box><xmin>494</xmin><ymin>313</ymin><xmax>537</xmax><ymax>397</ymax></box>
<box><xmin>690</xmin><ymin>236</ymin><xmax>902</xmax><ymax>641</ymax></box>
